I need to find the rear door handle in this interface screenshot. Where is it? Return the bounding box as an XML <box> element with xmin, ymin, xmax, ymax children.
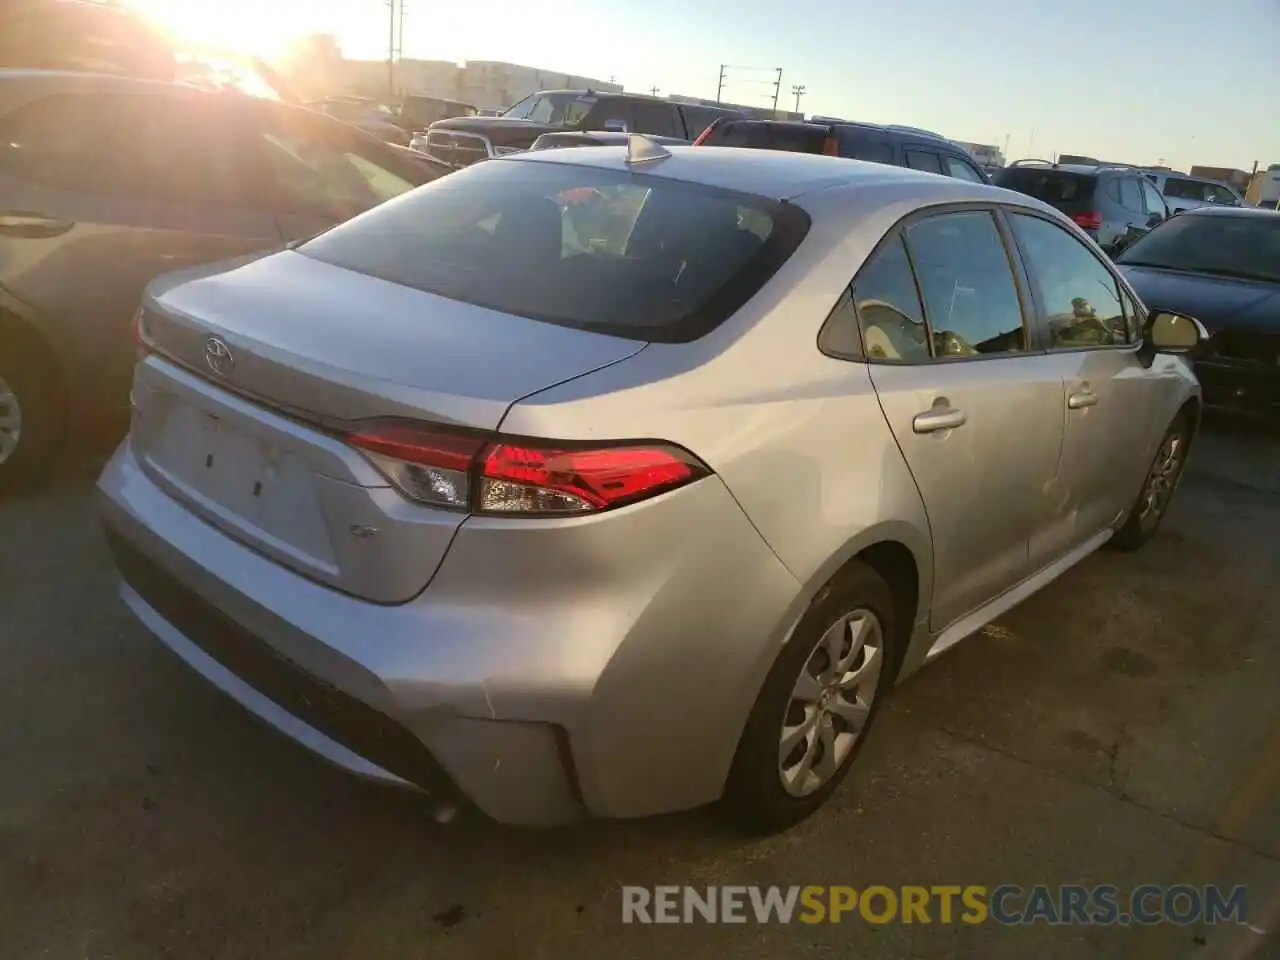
<box><xmin>912</xmin><ymin>407</ymin><xmax>967</xmax><ymax>434</ymax></box>
<box><xmin>1067</xmin><ymin>389</ymin><xmax>1098</xmax><ymax>409</ymax></box>
<box><xmin>0</xmin><ymin>210</ymin><xmax>75</xmax><ymax>238</ymax></box>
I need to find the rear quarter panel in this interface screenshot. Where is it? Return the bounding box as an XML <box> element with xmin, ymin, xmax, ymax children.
<box><xmin>499</xmin><ymin>182</ymin><xmax>944</xmax><ymax>669</ymax></box>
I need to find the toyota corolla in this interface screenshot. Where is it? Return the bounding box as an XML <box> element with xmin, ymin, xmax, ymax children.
<box><xmin>99</xmin><ymin>140</ymin><xmax>1205</xmax><ymax>830</ymax></box>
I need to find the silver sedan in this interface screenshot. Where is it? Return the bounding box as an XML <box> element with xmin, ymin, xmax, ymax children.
<box><xmin>99</xmin><ymin>140</ymin><xmax>1204</xmax><ymax>830</ymax></box>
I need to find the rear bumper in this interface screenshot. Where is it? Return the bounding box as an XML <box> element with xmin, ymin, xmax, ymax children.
<box><xmin>98</xmin><ymin>437</ymin><xmax>801</xmax><ymax>824</ymax></box>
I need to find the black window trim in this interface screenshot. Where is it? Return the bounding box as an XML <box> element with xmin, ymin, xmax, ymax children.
<box><xmin>819</xmin><ymin>201</ymin><xmax>1041</xmax><ymax>367</ymax></box>
<box><xmin>999</xmin><ymin>204</ymin><xmax>1145</xmax><ymax>356</ymax></box>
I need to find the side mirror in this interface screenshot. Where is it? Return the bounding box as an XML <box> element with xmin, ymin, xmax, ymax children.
<box><xmin>1138</xmin><ymin>310</ymin><xmax>1208</xmax><ymax>366</ymax></box>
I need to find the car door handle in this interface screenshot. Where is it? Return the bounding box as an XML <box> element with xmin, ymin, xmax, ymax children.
<box><xmin>1067</xmin><ymin>389</ymin><xmax>1099</xmax><ymax>409</ymax></box>
<box><xmin>912</xmin><ymin>407</ymin><xmax>967</xmax><ymax>434</ymax></box>
<box><xmin>0</xmin><ymin>210</ymin><xmax>75</xmax><ymax>238</ymax></box>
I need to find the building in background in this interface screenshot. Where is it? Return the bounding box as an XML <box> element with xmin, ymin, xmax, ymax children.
<box><xmin>337</xmin><ymin>58</ymin><xmax>621</xmax><ymax>111</ymax></box>
<box><xmin>955</xmin><ymin>141</ymin><xmax>1005</xmax><ymax>171</ymax></box>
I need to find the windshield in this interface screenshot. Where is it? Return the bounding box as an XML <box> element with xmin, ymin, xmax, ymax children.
<box><xmin>1118</xmin><ymin>214</ymin><xmax>1280</xmax><ymax>284</ymax></box>
<box><xmin>502</xmin><ymin>93</ymin><xmax>597</xmax><ymax>126</ymax></box>
<box><xmin>299</xmin><ymin>159</ymin><xmax>809</xmax><ymax>342</ymax></box>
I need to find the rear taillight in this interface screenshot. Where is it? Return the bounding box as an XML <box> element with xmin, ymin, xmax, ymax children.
<box><xmin>344</xmin><ymin>421</ymin><xmax>711</xmax><ymax>516</ymax></box>
<box><xmin>821</xmin><ymin>136</ymin><xmax>839</xmax><ymax>156</ymax></box>
<box><xmin>1071</xmin><ymin>210</ymin><xmax>1103</xmax><ymax>231</ymax></box>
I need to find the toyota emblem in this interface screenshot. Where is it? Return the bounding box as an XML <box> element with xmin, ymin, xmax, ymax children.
<box><xmin>204</xmin><ymin>337</ymin><xmax>234</xmax><ymax>377</ymax></box>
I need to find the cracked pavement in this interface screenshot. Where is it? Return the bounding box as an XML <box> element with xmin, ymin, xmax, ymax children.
<box><xmin>0</xmin><ymin>419</ymin><xmax>1277</xmax><ymax>959</ymax></box>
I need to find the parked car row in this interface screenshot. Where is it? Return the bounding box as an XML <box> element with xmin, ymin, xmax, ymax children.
<box><xmin>0</xmin><ymin>69</ymin><xmax>451</xmax><ymax>492</ymax></box>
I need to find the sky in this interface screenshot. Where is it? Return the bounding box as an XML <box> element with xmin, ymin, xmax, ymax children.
<box><xmin>129</xmin><ymin>0</ymin><xmax>1279</xmax><ymax>172</ymax></box>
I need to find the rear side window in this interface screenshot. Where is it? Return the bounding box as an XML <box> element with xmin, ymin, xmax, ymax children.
<box><xmin>848</xmin><ymin>237</ymin><xmax>930</xmax><ymax>362</ymax></box>
<box><xmin>703</xmin><ymin>121</ymin><xmax>828</xmax><ymax>153</ymax></box>
<box><xmin>680</xmin><ymin>106</ymin><xmax>730</xmax><ymax>139</ymax></box>
<box><xmin>994</xmin><ymin>168</ymin><xmax>1098</xmax><ymax>215</ymax></box>
<box><xmin>836</xmin><ymin>131</ymin><xmax>894</xmax><ymax>165</ymax></box>
<box><xmin>300</xmin><ymin>159</ymin><xmax>810</xmax><ymax>342</ymax></box>
<box><xmin>631</xmin><ymin>101</ymin><xmax>679</xmax><ymax>138</ymax></box>
<box><xmin>904</xmin><ymin>211</ymin><xmax>1025</xmax><ymax>356</ymax></box>
<box><xmin>1117</xmin><ymin>178</ymin><xmax>1144</xmax><ymax>212</ymax></box>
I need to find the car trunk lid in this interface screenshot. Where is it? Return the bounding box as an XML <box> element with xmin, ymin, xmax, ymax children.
<box><xmin>132</xmin><ymin>251</ymin><xmax>645</xmax><ymax>602</ymax></box>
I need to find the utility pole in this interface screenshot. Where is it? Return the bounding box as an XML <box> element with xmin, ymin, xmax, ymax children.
<box><xmin>770</xmin><ymin>67</ymin><xmax>782</xmax><ymax>118</ymax></box>
<box><xmin>791</xmin><ymin>83</ymin><xmax>806</xmax><ymax>114</ymax></box>
<box><xmin>650</xmin><ymin>84</ymin><xmax>660</xmax><ymax>96</ymax></box>
<box><xmin>716</xmin><ymin>64</ymin><xmax>727</xmax><ymax>104</ymax></box>
<box><xmin>386</xmin><ymin>0</ymin><xmax>396</xmax><ymax>97</ymax></box>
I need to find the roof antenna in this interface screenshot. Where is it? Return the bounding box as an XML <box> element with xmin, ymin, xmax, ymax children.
<box><xmin>625</xmin><ymin>133</ymin><xmax>672</xmax><ymax>165</ymax></box>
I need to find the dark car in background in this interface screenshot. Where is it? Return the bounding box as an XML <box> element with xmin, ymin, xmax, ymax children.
<box><xmin>308</xmin><ymin>96</ymin><xmax>411</xmax><ymax>146</ymax></box>
<box><xmin>995</xmin><ymin>160</ymin><xmax>1169</xmax><ymax>255</ymax></box>
<box><xmin>398</xmin><ymin>93</ymin><xmax>477</xmax><ymax>133</ymax></box>
<box><xmin>693</xmin><ymin>118</ymin><xmax>990</xmax><ymax>183</ymax></box>
<box><xmin>0</xmin><ymin>70</ymin><xmax>447</xmax><ymax>492</ymax></box>
<box><xmin>1117</xmin><ymin>206</ymin><xmax>1280</xmax><ymax>418</ymax></box>
<box><xmin>422</xmin><ymin>90</ymin><xmax>741</xmax><ymax>167</ymax></box>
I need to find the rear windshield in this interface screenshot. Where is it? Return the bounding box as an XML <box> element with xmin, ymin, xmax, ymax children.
<box><xmin>702</xmin><ymin>121</ymin><xmax>829</xmax><ymax>154</ymax></box>
<box><xmin>995</xmin><ymin>168</ymin><xmax>1098</xmax><ymax>212</ymax></box>
<box><xmin>299</xmin><ymin>157</ymin><xmax>810</xmax><ymax>342</ymax></box>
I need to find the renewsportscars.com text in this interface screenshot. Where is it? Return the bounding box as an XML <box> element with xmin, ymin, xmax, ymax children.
<box><xmin>621</xmin><ymin>884</ymin><xmax>1248</xmax><ymax>926</ymax></box>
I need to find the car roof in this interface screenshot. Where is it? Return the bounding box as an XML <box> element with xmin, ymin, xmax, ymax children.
<box><xmin>506</xmin><ymin>143</ymin><xmax>1017</xmax><ymax>203</ymax></box>
<box><xmin>1176</xmin><ymin>205</ymin><xmax>1280</xmax><ymax>220</ymax></box>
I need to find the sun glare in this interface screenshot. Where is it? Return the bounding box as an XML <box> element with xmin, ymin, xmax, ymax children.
<box><xmin>123</xmin><ymin>0</ymin><xmax>306</xmax><ymax>59</ymax></box>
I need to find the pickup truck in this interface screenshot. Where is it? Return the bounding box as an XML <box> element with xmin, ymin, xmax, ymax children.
<box><xmin>418</xmin><ymin>89</ymin><xmax>742</xmax><ymax>167</ymax></box>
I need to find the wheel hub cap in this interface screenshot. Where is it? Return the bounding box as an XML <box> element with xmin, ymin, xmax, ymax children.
<box><xmin>778</xmin><ymin>608</ymin><xmax>884</xmax><ymax>798</ymax></box>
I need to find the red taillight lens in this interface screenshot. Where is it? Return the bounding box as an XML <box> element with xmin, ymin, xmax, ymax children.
<box><xmin>345</xmin><ymin>421</ymin><xmax>486</xmax><ymax>510</ymax></box>
<box><xmin>479</xmin><ymin>442</ymin><xmax>708</xmax><ymax>515</ymax></box>
<box><xmin>1071</xmin><ymin>210</ymin><xmax>1103</xmax><ymax>231</ymax></box>
<box><xmin>821</xmin><ymin>136</ymin><xmax>839</xmax><ymax>156</ymax></box>
<box><xmin>343</xmin><ymin>421</ymin><xmax>710</xmax><ymax>516</ymax></box>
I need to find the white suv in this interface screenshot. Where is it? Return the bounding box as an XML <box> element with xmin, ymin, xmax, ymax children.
<box><xmin>1144</xmin><ymin>170</ymin><xmax>1244</xmax><ymax>214</ymax></box>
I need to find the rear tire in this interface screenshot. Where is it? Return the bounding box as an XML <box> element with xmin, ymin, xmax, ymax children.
<box><xmin>723</xmin><ymin>561</ymin><xmax>899</xmax><ymax>833</ymax></box>
<box><xmin>1108</xmin><ymin>412</ymin><xmax>1192</xmax><ymax>552</ymax></box>
<box><xmin>0</xmin><ymin>320</ymin><xmax>63</xmax><ymax>496</ymax></box>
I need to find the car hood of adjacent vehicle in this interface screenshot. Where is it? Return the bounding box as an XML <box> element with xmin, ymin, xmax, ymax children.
<box><xmin>139</xmin><ymin>250</ymin><xmax>647</xmax><ymax>430</ymax></box>
<box><xmin>1119</xmin><ymin>265</ymin><xmax>1280</xmax><ymax>333</ymax></box>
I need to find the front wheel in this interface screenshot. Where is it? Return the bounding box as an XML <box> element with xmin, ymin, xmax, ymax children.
<box><xmin>723</xmin><ymin>562</ymin><xmax>899</xmax><ymax>833</ymax></box>
<box><xmin>1109</xmin><ymin>414</ymin><xmax>1192</xmax><ymax>551</ymax></box>
<box><xmin>0</xmin><ymin>326</ymin><xmax>63</xmax><ymax>496</ymax></box>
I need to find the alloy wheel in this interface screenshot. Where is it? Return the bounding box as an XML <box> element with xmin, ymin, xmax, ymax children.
<box><xmin>0</xmin><ymin>374</ymin><xmax>21</xmax><ymax>467</ymax></box>
<box><xmin>1138</xmin><ymin>431</ymin><xmax>1186</xmax><ymax>529</ymax></box>
<box><xmin>778</xmin><ymin>608</ymin><xmax>884</xmax><ymax>798</ymax></box>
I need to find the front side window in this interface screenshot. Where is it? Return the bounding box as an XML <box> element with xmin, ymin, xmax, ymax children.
<box><xmin>904</xmin><ymin>211</ymin><xmax>1025</xmax><ymax>356</ymax></box>
<box><xmin>0</xmin><ymin>94</ymin><xmax>107</xmax><ymax>188</ymax></box>
<box><xmin>300</xmin><ymin>159</ymin><xmax>809</xmax><ymax>341</ymax></box>
<box><xmin>905</xmin><ymin>149</ymin><xmax>943</xmax><ymax>174</ymax></box>
<box><xmin>631</xmin><ymin>101</ymin><xmax>679</xmax><ymax>138</ymax></box>
<box><xmin>1118</xmin><ymin>177</ymin><xmax>1144</xmax><ymax>212</ymax></box>
<box><xmin>1010</xmin><ymin>213</ymin><xmax>1127</xmax><ymax>348</ymax></box>
<box><xmin>945</xmin><ymin>156</ymin><xmax>986</xmax><ymax>182</ymax></box>
<box><xmin>1139</xmin><ymin>179</ymin><xmax>1167</xmax><ymax>217</ymax></box>
<box><xmin>847</xmin><ymin>237</ymin><xmax>929</xmax><ymax>362</ymax></box>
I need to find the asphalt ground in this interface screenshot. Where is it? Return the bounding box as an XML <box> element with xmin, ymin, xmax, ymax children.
<box><xmin>1</xmin><ymin>416</ymin><xmax>1277</xmax><ymax>959</ymax></box>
